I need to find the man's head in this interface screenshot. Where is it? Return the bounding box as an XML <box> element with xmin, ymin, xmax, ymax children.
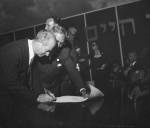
<box><xmin>128</xmin><ymin>51</ymin><xmax>137</xmax><ymax>63</ymax></box>
<box><xmin>68</xmin><ymin>27</ymin><xmax>77</xmax><ymax>35</ymax></box>
<box><xmin>66</xmin><ymin>27</ymin><xmax>77</xmax><ymax>43</ymax></box>
<box><xmin>92</xmin><ymin>42</ymin><xmax>99</xmax><ymax>50</ymax></box>
<box><xmin>45</xmin><ymin>17</ymin><xmax>61</xmax><ymax>32</ymax></box>
<box><xmin>33</xmin><ymin>30</ymin><xmax>57</xmax><ymax>57</ymax></box>
<box><xmin>45</xmin><ymin>18</ymin><xmax>56</xmax><ymax>31</ymax></box>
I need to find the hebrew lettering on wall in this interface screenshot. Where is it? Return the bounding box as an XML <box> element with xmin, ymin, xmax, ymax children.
<box><xmin>86</xmin><ymin>18</ymin><xmax>136</xmax><ymax>41</ymax></box>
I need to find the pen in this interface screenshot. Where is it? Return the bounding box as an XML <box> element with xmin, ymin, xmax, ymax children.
<box><xmin>44</xmin><ymin>88</ymin><xmax>56</xmax><ymax>100</ymax></box>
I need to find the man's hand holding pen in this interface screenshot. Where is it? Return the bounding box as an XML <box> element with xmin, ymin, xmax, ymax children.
<box><xmin>37</xmin><ymin>88</ymin><xmax>56</xmax><ymax>102</ymax></box>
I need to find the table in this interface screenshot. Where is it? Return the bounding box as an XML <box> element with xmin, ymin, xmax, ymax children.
<box><xmin>5</xmin><ymin>97</ymin><xmax>104</xmax><ymax>128</ymax></box>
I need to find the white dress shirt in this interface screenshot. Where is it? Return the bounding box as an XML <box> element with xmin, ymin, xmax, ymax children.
<box><xmin>28</xmin><ymin>39</ymin><xmax>35</xmax><ymax>64</ymax></box>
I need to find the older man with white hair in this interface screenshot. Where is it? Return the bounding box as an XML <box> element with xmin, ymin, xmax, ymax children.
<box><xmin>0</xmin><ymin>29</ymin><xmax>65</xmax><ymax>127</ymax></box>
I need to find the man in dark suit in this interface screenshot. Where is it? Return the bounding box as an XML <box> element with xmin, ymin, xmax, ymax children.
<box><xmin>0</xmin><ymin>30</ymin><xmax>62</xmax><ymax>127</ymax></box>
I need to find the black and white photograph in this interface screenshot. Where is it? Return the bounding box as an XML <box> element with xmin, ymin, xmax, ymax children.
<box><xmin>0</xmin><ymin>0</ymin><xmax>150</xmax><ymax>128</ymax></box>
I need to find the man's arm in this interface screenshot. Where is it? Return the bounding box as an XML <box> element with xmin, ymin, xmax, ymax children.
<box><xmin>59</xmin><ymin>47</ymin><xmax>86</xmax><ymax>93</ymax></box>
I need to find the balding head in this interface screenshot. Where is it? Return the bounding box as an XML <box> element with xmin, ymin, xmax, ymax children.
<box><xmin>36</xmin><ymin>30</ymin><xmax>55</xmax><ymax>42</ymax></box>
<box><xmin>33</xmin><ymin>30</ymin><xmax>57</xmax><ymax>57</ymax></box>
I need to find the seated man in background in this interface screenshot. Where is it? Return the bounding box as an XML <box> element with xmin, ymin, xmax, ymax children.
<box><xmin>32</xmin><ymin>17</ymin><xmax>104</xmax><ymax>102</ymax></box>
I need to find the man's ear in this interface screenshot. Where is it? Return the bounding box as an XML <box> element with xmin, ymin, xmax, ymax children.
<box><xmin>35</xmin><ymin>41</ymin><xmax>43</xmax><ymax>51</ymax></box>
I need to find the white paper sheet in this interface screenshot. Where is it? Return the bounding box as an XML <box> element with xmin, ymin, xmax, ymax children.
<box><xmin>53</xmin><ymin>96</ymin><xmax>88</xmax><ymax>103</ymax></box>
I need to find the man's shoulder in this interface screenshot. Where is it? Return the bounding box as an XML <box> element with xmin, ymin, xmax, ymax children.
<box><xmin>0</xmin><ymin>39</ymin><xmax>28</xmax><ymax>56</ymax></box>
<box><xmin>57</xmin><ymin>47</ymin><xmax>72</xmax><ymax>63</ymax></box>
<box><xmin>1</xmin><ymin>38</ymin><xmax>28</xmax><ymax>48</ymax></box>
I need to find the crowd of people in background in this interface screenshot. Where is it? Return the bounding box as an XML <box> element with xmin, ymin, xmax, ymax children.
<box><xmin>87</xmin><ymin>37</ymin><xmax>150</xmax><ymax>125</ymax></box>
<box><xmin>97</xmin><ymin>49</ymin><xmax>150</xmax><ymax>126</ymax></box>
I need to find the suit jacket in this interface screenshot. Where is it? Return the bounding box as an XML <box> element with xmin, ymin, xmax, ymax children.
<box><xmin>0</xmin><ymin>39</ymin><xmax>39</xmax><ymax>107</ymax></box>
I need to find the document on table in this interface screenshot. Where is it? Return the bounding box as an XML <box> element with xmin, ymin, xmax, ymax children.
<box><xmin>53</xmin><ymin>96</ymin><xmax>88</xmax><ymax>103</ymax></box>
